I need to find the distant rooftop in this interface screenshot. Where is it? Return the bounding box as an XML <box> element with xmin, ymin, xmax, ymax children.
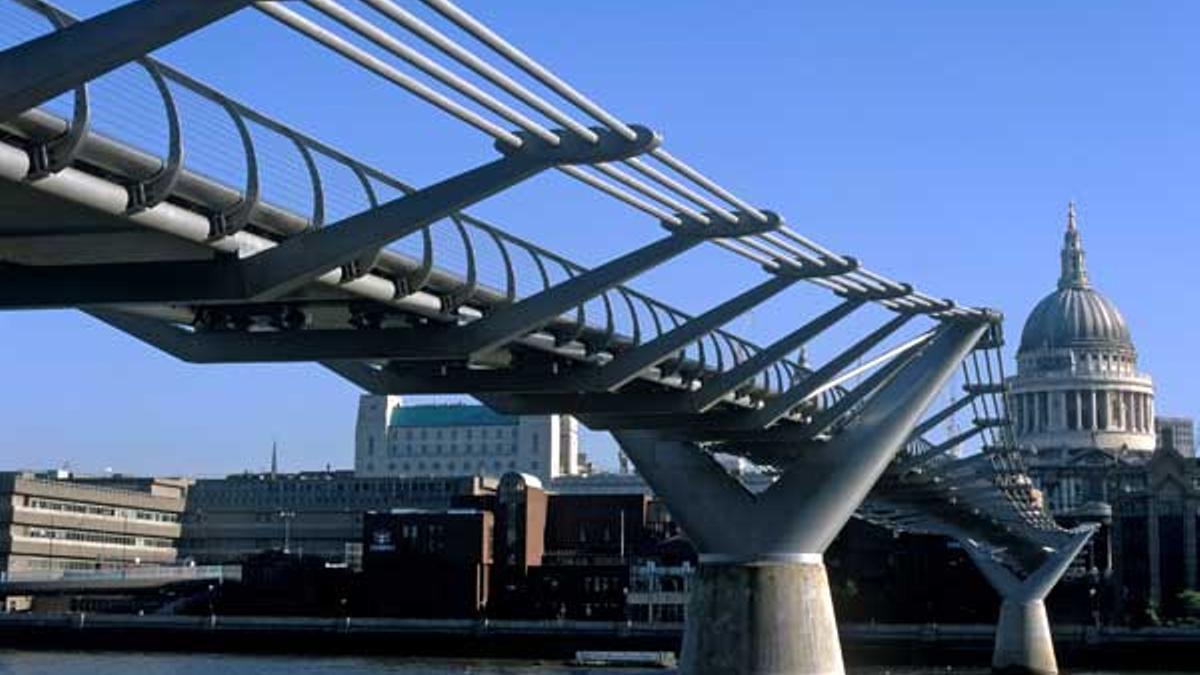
<box><xmin>388</xmin><ymin>404</ymin><xmax>516</xmax><ymax>428</ymax></box>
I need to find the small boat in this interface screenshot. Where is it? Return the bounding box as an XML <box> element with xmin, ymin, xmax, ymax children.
<box><xmin>572</xmin><ymin>650</ymin><xmax>677</xmax><ymax>668</ymax></box>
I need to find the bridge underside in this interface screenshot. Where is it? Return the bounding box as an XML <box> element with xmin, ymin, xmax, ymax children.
<box><xmin>0</xmin><ymin>1</ymin><xmax>1087</xmax><ymax>673</ymax></box>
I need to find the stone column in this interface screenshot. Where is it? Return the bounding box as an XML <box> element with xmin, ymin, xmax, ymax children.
<box><xmin>1185</xmin><ymin>500</ymin><xmax>1197</xmax><ymax>591</ymax></box>
<box><xmin>1148</xmin><ymin>499</ymin><xmax>1161</xmax><ymax>608</ymax></box>
<box><xmin>964</xmin><ymin>529</ymin><xmax>1095</xmax><ymax>675</ymax></box>
<box><xmin>1111</xmin><ymin>504</ymin><xmax>1124</xmax><ymax>615</ymax></box>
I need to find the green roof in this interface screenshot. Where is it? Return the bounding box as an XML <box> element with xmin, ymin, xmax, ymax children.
<box><xmin>388</xmin><ymin>404</ymin><xmax>516</xmax><ymax>428</ymax></box>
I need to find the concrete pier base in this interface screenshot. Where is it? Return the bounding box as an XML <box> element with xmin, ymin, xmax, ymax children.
<box><xmin>992</xmin><ymin>599</ymin><xmax>1056</xmax><ymax>675</ymax></box>
<box><xmin>964</xmin><ymin>529</ymin><xmax>1095</xmax><ymax>675</ymax></box>
<box><xmin>682</xmin><ymin>558</ymin><xmax>844</xmax><ymax>675</ymax></box>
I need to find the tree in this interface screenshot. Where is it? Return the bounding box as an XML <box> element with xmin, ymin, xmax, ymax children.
<box><xmin>1177</xmin><ymin>589</ymin><xmax>1200</xmax><ymax>623</ymax></box>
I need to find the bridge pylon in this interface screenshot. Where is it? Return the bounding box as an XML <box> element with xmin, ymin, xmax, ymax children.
<box><xmin>963</xmin><ymin>528</ymin><xmax>1095</xmax><ymax>675</ymax></box>
<box><xmin>614</xmin><ymin>319</ymin><xmax>988</xmax><ymax>675</ymax></box>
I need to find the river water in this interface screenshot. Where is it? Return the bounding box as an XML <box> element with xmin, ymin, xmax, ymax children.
<box><xmin>0</xmin><ymin>651</ymin><xmax>1189</xmax><ymax>675</ymax></box>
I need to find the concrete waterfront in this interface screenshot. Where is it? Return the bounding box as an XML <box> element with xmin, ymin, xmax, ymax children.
<box><xmin>1</xmin><ymin>613</ymin><xmax>1199</xmax><ymax>672</ymax></box>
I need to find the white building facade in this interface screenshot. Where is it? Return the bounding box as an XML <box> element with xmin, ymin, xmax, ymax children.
<box><xmin>355</xmin><ymin>395</ymin><xmax>581</xmax><ymax>483</ymax></box>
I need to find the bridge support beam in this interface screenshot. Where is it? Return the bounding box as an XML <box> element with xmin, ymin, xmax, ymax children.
<box><xmin>613</xmin><ymin>318</ymin><xmax>987</xmax><ymax>675</ymax></box>
<box><xmin>964</xmin><ymin>529</ymin><xmax>1094</xmax><ymax>675</ymax></box>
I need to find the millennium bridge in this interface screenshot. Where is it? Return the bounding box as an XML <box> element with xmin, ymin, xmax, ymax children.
<box><xmin>0</xmin><ymin>2</ymin><xmax>1091</xmax><ymax>673</ymax></box>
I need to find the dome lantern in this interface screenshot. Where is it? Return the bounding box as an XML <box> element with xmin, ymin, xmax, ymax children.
<box><xmin>1019</xmin><ymin>204</ymin><xmax>1133</xmax><ymax>355</ymax></box>
<box><xmin>1059</xmin><ymin>202</ymin><xmax>1089</xmax><ymax>290</ymax></box>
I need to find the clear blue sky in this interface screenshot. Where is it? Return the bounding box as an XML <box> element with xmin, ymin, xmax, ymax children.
<box><xmin>1</xmin><ymin>1</ymin><xmax>1196</xmax><ymax>476</ymax></box>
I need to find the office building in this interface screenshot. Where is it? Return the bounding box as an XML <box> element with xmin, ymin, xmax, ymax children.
<box><xmin>1156</xmin><ymin>417</ymin><xmax>1196</xmax><ymax>457</ymax></box>
<box><xmin>0</xmin><ymin>471</ymin><xmax>186</xmax><ymax>575</ymax></box>
<box><xmin>355</xmin><ymin>395</ymin><xmax>582</xmax><ymax>483</ymax></box>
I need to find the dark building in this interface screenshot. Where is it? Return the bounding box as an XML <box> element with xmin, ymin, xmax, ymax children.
<box><xmin>527</xmin><ymin>563</ymin><xmax>630</xmax><ymax>621</ymax></box>
<box><xmin>484</xmin><ymin>473</ymin><xmax>547</xmax><ymax>617</ymax></box>
<box><xmin>352</xmin><ymin>473</ymin><xmax>678</xmax><ymax>622</ymax></box>
<box><xmin>544</xmin><ymin>493</ymin><xmax>653</xmax><ymax>563</ymax></box>
<box><xmin>826</xmin><ymin>519</ymin><xmax>996</xmax><ymax>624</ymax></box>
<box><xmin>179</xmin><ymin>471</ymin><xmax>495</xmax><ymax>564</ymax></box>
<box><xmin>530</xmin><ymin>489</ymin><xmax>659</xmax><ymax>621</ymax></box>
<box><xmin>210</xmin><ymin>550</ymin><xmax>353</xmax><ymax>617</ymax></box>
<box><xmin>362</xmin><ymin>509</ymin><xmax>493</xmax><ymax>618</ymax></box>
<box><xmin>1108</xmin><ymin>446</ymin><xmax>1200</xmax><ymax>622</ymax></box>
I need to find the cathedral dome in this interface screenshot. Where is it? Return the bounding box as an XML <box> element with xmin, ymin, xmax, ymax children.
<box><xmin>1020</xmin><ymin>286</ymin><xmax>1132</xmax><ymax>353</ymax></box>
<box><xmin>1008</xmin><ymin>204</ymin><xmax>1155</xmax><ymax>454</ymax></box>
<box><xmin>1017</xmin><ymin>203</ymin><xmax>1134</xmax><ymax>355</ymax></box>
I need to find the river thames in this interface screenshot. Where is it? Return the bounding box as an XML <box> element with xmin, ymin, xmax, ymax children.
<box><xmin>0</xmin><ymin>651</ymin><xmax>1191</xmax><ymax>675</ymax></box>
